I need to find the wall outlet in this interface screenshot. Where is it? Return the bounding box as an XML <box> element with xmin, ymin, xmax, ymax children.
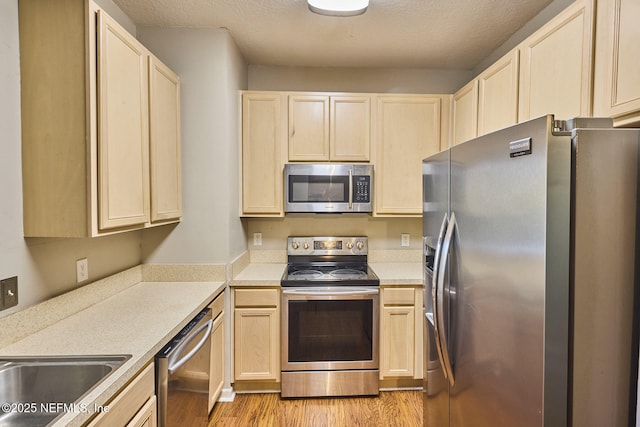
<box><xmin>253</xmin><ymin>233</ymin><xmax>263</xmax><ymax>246</ymax></box>
<box><xmin>0</xmin><ymin>276</ymin><xmax>18</xmax><ymax>310</ymax></box>
<box><xmin>76</xmin><ymin>258</ymin><xmax>89</xmax><ymax>283</ymax></box>
<box><xmin>401</xmin><ymin>234</ymin><xmax>411</xmax><ymax>247</ymax></box>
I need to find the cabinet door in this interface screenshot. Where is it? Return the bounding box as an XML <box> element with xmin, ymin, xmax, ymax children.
<box><xmin>593</xmin><ymin>0</ymin><xmax>640</xmax><ymax>125</ymax></box>
<box><xmin>242</xmin><ymin>92</ymin><xmax>285</xmax><ymax>215</ymax></box>
<box><xmin>149</xmin><ymin>56</ymin><xmax>182</xmax><ymax>223</ymax></box>
<box><xmin>381</xmin><ymin>305</ymin><xmax>416</xmax><ymax>377</ymax></box>
<box><xmin>234</xmin><ymin>307</ymin><xmax>280</xmax><ymax>381</ymax></box>
<box><xmin>518</xmin><ymin>0</ymin><xmax>594</xmax><ymax>122</ymax></box>
<box><xmin>126</xmin><ymin>396</ymin><xmax>157</xmax><ymax>427</ymax></box>
<box><xmin>288</xmin><ymin>95</ymin><xmax>330</xmax><ymax>161</ymax></box>
<box><xmin>88</xmin><ymin>363</ymin><xmax>155</xmax><ymax>427</ymax></box>
<box><xmin>452</xmin><ymin>80</ymin><xmax>478</xmax><ymax>146</ymax></box>
<box><xmin>331</xmin><ymin>95</ymin><xmax>371</xmax><ymax>161</ymax></box>
<box><xmin>209</xmin><ymin>314</ymin><xmax>224</xmax><ymax>412</ymax></box>
<box><xmin>373</xmin><ymin>96</ymin><xmax>443</xmax><ymax>215</ymax></box>
<box><xmin>97</xmin><ymin>10</ymin><xmax>150</xmax><ymax>230</ymax></box>
<box><xmin>478</xmin><ymin>49</ymin><xmax>519</xmax><ymax>136</ymax></box>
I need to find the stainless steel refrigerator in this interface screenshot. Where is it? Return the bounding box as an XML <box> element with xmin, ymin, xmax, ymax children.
<box><xmin>422</xmin><ymin>115</ymin><xmax>639</xmax><ymax>427</ymax></box>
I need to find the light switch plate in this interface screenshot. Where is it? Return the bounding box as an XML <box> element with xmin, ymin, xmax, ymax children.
<box><xmin>1</xmin><ymin>276</ymin><xmax>18</xmax><ymax>310</ymax></box>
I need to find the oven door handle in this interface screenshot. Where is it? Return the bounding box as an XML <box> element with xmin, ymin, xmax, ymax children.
<box><xmin>282</xmin><ymin>288</ymin><xmax>379</xmax><ymax>296</ymax></box>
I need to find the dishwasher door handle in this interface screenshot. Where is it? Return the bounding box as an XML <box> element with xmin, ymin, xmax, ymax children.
<box><xmin>168</xmin><ymin>319</ymin><xmax>213</xmax><ymax>374</ymax></box>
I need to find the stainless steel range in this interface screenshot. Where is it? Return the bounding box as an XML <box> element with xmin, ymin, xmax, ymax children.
<box><xmin>280</xmin><ymin>236</ymin><xmax>380</xmax><ymax>398</ymax></box>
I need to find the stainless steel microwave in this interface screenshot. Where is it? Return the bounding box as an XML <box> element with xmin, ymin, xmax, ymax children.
<box><xmin>284</xmin><ymin>164</ymin><xmax>373</xmax><ymax>213</ymax></box>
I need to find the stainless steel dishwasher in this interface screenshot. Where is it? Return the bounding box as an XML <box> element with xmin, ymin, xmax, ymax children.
<box><xmin>156</xmin><ymin>308</ymin><xmax>212</xmax><ymax>427</ymax></box>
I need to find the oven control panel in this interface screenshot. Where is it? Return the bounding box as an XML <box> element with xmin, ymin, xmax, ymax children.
<box><xmin>288</xmin><ymin>236</ymin><xmax>368</xmax><ymax>256</ymax></box>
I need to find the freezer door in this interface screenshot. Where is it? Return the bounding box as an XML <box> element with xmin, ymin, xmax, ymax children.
<box><xmin>448</xmin><ymin>115</ymin><xmax>571</xmax><ymax>427</ymax></box>
<box><xmin>422</xmin><ymin>150</ymin><xmax>450</xmax><ymax>426</ymax></box>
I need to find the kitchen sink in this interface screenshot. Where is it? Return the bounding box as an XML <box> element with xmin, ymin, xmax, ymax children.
<box><xmin>0</xmin><ymin>355</ymin><xmax>131</xmax><ymax>427</ymax></box>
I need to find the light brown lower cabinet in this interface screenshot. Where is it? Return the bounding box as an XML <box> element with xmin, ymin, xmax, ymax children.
<box><xmin>233</xmin><ymin>288</ymin><xmax>280</xmax><ymax>391</ymax></box>
<box><xmin>379</xmin><ymin>286</ymin><xmax>423</xmax><ymax>388</ymax></box>
<box><xmin>88</xmin><ymin>362</ymin><xmax>156</xmax><ymax>427</ymax></box>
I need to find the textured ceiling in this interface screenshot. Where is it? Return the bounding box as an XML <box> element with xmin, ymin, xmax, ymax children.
<box><xmin>112</xmin><ymin>0</ymin><xmax>554</xmax><ymax>69</ymax></box>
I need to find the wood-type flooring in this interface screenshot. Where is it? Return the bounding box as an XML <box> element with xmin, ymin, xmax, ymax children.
<box><xmin>208</xmin><ymin>391</ymin><xmax>422</xmax><ymax>427</ymax></box>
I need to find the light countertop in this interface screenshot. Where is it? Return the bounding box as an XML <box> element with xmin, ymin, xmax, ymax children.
<box><xmin>0</xmin><ymin>279</ymin><xmax>225</xmax><ymax>427</ymax></box>
<box><xmin>231</xmin><ymin>263</ymin><xmax>286</xmax><ymax>286</ymax></box>
<box><xmin>370</xmin><ymin>262</ymin><xmax>424</xmax><ymax>286</ymax></box>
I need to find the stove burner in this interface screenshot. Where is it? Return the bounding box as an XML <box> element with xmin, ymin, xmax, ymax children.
<box><xmin>282</xmin><ymin>237</ymin><xmax>379</xmax><ymax>287</ymax></box>
<box><xmin>329</xmin><ymin>269</ymin><xmax>367</xmax><ymax>278</ymax></box>
<box><xmin>290</xmin><ymin>270</ymin><xmax>323</xmax><ymax>279</ymax></box>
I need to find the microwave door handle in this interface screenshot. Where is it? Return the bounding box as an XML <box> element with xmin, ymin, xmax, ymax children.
<box><xmin>437</xmin><ymin>212</ymin><xmax>456</xmax><ymax>386</ymax></box>
<box><xmin>432</xmin><ymin>213</ymin><xmax>449</xmax><ymax>379</ymax></box>
<box><xmin>348</xmin><ymin>169</ymin><xmax>353</xmax><ymax>210</ymax></box>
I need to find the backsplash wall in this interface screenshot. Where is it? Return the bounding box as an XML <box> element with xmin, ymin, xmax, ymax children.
<box><xmin>246</xmin><ymin>216</ymin><xmax>422</xmax><ymax>251</ymax></box>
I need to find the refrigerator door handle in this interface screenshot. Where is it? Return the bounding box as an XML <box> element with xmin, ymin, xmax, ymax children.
<box><xmin>437</xmin><ymin>211</ymin><xmax>456</xmax><ymax>386</ymax></box>
<box><xmin>432</xmin><ymin>213</ymin><xmax>449</xmax><ymax>379</ymax></box>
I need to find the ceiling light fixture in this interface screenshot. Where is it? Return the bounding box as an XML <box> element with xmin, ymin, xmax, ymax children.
<box><xmin>308</xmin><ymin>0</ymin><xmax>369</xmax><ymax>17</ymax></box>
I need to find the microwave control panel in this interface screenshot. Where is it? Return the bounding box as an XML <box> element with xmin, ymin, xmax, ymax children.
<box><xmin>353</xmin><ymin>176</ymin><xmax>371</xmax><ymax>203</ymax></box>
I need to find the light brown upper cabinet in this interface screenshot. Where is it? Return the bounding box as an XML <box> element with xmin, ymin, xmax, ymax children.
<box><xmin>19</xmin><ymin>0</ymin><xmax>181</xmax><ymax>237</ymax></box>
<box><xmin>452</xmin><ymin>80</ymin><xmax>478</xmax><ymax>146</ymax></box>
<box><xmin>477</xmin><ymin>49</ymin><xmax>519</xmax><ymax>136</ymax></box>
<box><xmin>149</xmin><ymin>57</ymin><xmax>182</xmax><ymax>223</ymax></box>
<box><xmin>372</xmin><ymin>95</ymin><xmax>449</xmax><ymax>216</ymax></box>
<box><xmin>97</xmin><ymin>10</ymin><xmax>150</xmax><ymax>230</ymax></box>
<box><xmin>241</xmin><ymin>92</ymin><xmax>286</xmax><ymax>216</ymax></box>
<box><xmin>593</xmin><ymin>0</ymin><xmax>640</xmax><ymax>126</ymax></box>
<box><xmin>288</xmin><ymin>94</ymin><xmax>371</xmax><ymax>162</ymax></box>
<box><xmin>518</xmin><ymin>0</ymin><xmax>594</xmax><ymax>122</ymax></box>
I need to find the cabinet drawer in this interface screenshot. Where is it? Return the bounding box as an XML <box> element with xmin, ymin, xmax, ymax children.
<box><xmin>383</xmin><ymin>288</ymin><xmax>415</xmax><ymax>305</ymax></box>
<box><xmin>209</xmin><ymin>291</ymin><xmax>225</xmax><ymax>319</ymax></box>
<box><xmin>235</xmin><ymin>288</ymin><xmax>279</xmax><ymax>307</ymax></box>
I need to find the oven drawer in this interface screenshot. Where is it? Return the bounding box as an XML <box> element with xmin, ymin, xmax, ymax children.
<box><xmin>235</xmin><ymin>288</ymin><xmax>279</xmax><ymax>307</ymax></box>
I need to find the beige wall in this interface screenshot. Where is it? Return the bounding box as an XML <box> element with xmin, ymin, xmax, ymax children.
<box><xmin>247</xmin><ymin>217</ymin><xmax>422</xmax><ymax>252</ymax></box>
<box><xmin>137</xmin><ymin>27</ymin><xmax>249</xmax><ymax>264</ymax></box>
<box><xmin>249</xmin><ymin>65</ymin><xmax>472</xmax><ymax>94</ymax></box>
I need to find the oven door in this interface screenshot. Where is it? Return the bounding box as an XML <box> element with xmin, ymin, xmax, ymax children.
<box><xmin>281</xmin><ymin>286</ymin><xmax>379</xmax><ymax>371</ymax></box>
